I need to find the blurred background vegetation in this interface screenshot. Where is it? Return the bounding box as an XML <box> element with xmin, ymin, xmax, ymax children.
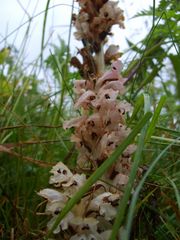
<box><xmin>0</xmin><ymin>0</ymin><xmax>179</xmax><ymax>239</ymax></box>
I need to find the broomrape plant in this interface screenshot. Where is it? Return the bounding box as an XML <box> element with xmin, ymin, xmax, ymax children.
<box><xmin>38</xmin><ymin>1</ymin><xmax>143</xmax><ymax>239</ymax></box>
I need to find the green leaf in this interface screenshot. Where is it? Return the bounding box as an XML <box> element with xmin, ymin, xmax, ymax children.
<box><xmin>126</xmin><ymin>38</ymin><xmax>142</xmax><ymax>53</ymax></box>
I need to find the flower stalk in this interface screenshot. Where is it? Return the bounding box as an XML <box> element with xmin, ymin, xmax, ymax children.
<box><xmin>38</xmin><ymin>1</ymin><xmax>144</xmax><ymax>239</ymax></box>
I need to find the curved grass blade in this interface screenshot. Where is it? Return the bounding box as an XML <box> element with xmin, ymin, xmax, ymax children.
<box><xmin>153</xmin><ymin>0</ymin><xmax>156</xmax><ymax>27</ymax></box>
<box><xmin>128</xmin><ymin>94</ymin><xmax>144</xmax><ymax>125</ymax></box>
<box><xmin>146</xmin><ymin>95</ymin><xmax>166</xmax><ymax>142</ymax></box>
<box><xmin>109</xmin><ymin>94</ymin><xmax>151</xmax><ymax>240</ymax></box>
<box><xmin>133</xmin><ymin>66</ymin><xmax>160</xmax><ymax>98</ymax></box>
<box><xmin>167</xmin><ymin>177</ymin><xmax>180</xmax><ymax>210</ymax></box>
<box><xmin>40</xmin><ymin>0</ymin><xmax>51</xmax><ymax>64</ymax></box>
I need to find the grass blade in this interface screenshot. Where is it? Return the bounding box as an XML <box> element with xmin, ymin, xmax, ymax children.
<box><xmin>109</xmin><ymin>94</ymin><xmax>150</xmax><ymax>239</ymax></box>
<box><xmin>41</xmin><ymin>0</ymin><xmax>51</xmax><ymax>64</ymax></box>
<box><xmin>167</xmin><ymin>177</ymin><xmax>180</xmax><ymax>210</ymax></box>
<box><xmin>146</xmin><ymin>95</ymin><xmax>166</xmax><ymax>142</ymax></box>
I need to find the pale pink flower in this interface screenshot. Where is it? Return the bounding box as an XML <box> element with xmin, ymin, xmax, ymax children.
<box><xmin>92</xmin><ymin>89</ymin><xmax>119</xmax><ymax>109</ymax></box>
<box><xmin>98</xmin><ymin>88</ymin><xmax>119</xmax><ymax>100</ymax></box>
<box><xmin>74</xmin><ymin>12</ymin><xmax>89</xmax><ymax>40</ymax></box>
<box><xmin>74</xmin><ymin>80</ymin><xmax>94</xmax><ymax>95</ymax></box>
<box><xmin>113</xmin><ymin>173</ymin><xmax>129</xmax><ymax>188</ymax></box>
<box><xmin>38</xmin><ymin>189</ymin><xmax>68</xmax><ymax>221</ymax></box>
<box><xmin>96</xmin><ymin>60</ymin><xmax>123</xmax><ymax>89</ymax></box>
<box><xmin>99</xmin><ymin>1</ymin><xmax>125</xmax><ymax>28</ymax></box>
<box><xmin>85</xmin><ymin>113</ymin><xmax>104</xmax><ymax>136</ymax></box>
<box><xmin>70</xmin><ymin>233</ymin><xmax>98</xmax><ymax>240</ymax></box>
<box><xmin>117</xmin><ymin>101</ymin><xmax>133</xmax><ymax>114</ymax></box>
<box><xmin>70</xmin><ymin>217</ymin><xmax>99</xmax><ymax>233</ymax></box>
<box><xmin>70</xmin><ymin>230</ymin><xmax>112</xmax><ymax>240</ymax></box>
<box><xmin>62</xmin><ymin>173</ymin><xmax>87</xmax><ymax>197</ymax></box>
<box><xmin>75</xmin><ymin>90</ymin><xmax>96</xmax><ymax>109</ymax></box>
<box><xmin>114</xmin><ymin>157</ymin><xmax>132</xmax><ymax>175</ymax></box>
<box><xmin>88</xmin><ymin>192</ymin><xmax>119</xmax><ymax>221</ymax></box>
<box><xmin>101</xmin><ymin>103</ymin><xmax>125</xmax><ymax>125</ymax></box>
<box><xmin>96</xmin><ymin>132</ymin><xmax>120</xmax><ymax>159</ymax></box>
<box><xmin>47</xmin><ymin>212</ymin><xmax>74</xmax><ymax>234</ymax></box>
<box><xmin>45</xmin><ymin>201</ymin><xmax>63</xmax><ymax>216</ymax></box>
<box><xmin>63</xmin><ymin>116</ymin><xmax>87</xmax><ymax>129</ymax></box>
<box><xmin>37</xmin><ymin>188</ymin><xmax>67</xmax><ymax>203</ymax></box>
<box><xmin>99</xmin><ymin>230</ymin><xmax>112</xmax><ymax>240</ymax></box>
<box><xmin>74</xmin><ymin>80</ymin><xmax>87</xmax><ymax>94</ymax></box>
<box><xmin>123</xmin><ymin>144</ymin><xmax>137</xmax><ymax>157</ymax></box>
<box><xmin>49</xmin><ymin>162</ymin><xmax>73</xmax><ymax>187</ymax></box>
<box><xmin>105</xmin><ymin>44</ymin><xmax>121</xmax><ymax>64</ymax></box>
<box><xmin>101</xmin><ymin>80</ymin><xmax>125</xmax><ymax>94</ymax></box>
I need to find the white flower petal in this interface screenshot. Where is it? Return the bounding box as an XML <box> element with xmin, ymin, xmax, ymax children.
<box><xmin>123</xmin><ymin>144</ymin><xmax>137</xmax><ymax>157</ymax></box>
<box><xmin>49</xmin><ymin>162</ymin><xmax>73</xmax><ymax>187</ymax></box>
<box><xmin>63</xmin><ymin>116</ymin><xmax>87</xmax><ymax>129</ymax></box>
<box><xmin>47</xmin><ymin>216</ymin><xmax>61</xmax><ymax>234</ymax></box>
<box><xmin>71</xmin><ymin>216</ymin><xmax>98</xmax><ymax>232</ymax></box>
<box><xmin>62</xmin><ymin>174</ymin><xmax>86</xmax><ymax>197</ymax></box>
<box><xmin>96</xmin><ymin>60</ymin><xmax>123</xmax><ymax>89</ymax></box>
<box><xmin>46</xmin><ymin>201</ymin><xmax>64</xmax><ymax>215</ymax></box>
<box><xmin>75</xmin><ymin>90</ymin><xmax>96</xmax><ymax>109</ymax></box>
<box><xmin>89</xmin><ymin>192</ymin><xmax>119</xmax><ymax>220</ymax></box>
<box><xmin>100</xmin><ymin>230</ymin><xmax>112</xmax><ymax>240</ymax></box>
<box><xmin>101</xmin><ymin>80</ymin><xmax>125</xmax><ymax>94</ymax></box>
<box><xmin>105</xmin><ymin>44</ymin><xmax>120</xmax><ymax>63</ymax></box>
<box><xmin>74</xmin><ymin>80</ymin><xmax>86</xmax><ymax>94</ymax></box>
<box><xmin>70</xmin><ymin>234</ymin><xmax>87</xmax><ymax>240</ymax></box>
<box><xmin>47</xmin><ymin>212</ymin><xmax>74</xmax><ymax>234</ymax></box>
<box><xmin>37</xmin><ymin>188</ymin><xmax>63</xmax><ymax>202</ymax></box>
<box><xmin>113</xmin><ymin>173</ymin><xmax>129</xmax><ymax>187</ymax></box>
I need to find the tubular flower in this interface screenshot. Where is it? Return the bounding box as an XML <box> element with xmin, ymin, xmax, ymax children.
<box><xmin>38</xmin><ymin>1</ymin><xmax>142</xmax><ymax>239</ymax></box>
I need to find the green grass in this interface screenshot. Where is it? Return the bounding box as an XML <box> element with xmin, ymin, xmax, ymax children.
<box><xmin>0</xmin><ymin>0</ymin><xmax>180</xmax><ymax>239</ymax></box>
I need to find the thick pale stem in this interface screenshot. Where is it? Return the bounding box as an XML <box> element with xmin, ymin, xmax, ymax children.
<box><xmin>94</xmin><ymin>44</ymin><xmax>105</xmax><ymax>76</ymax></box>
